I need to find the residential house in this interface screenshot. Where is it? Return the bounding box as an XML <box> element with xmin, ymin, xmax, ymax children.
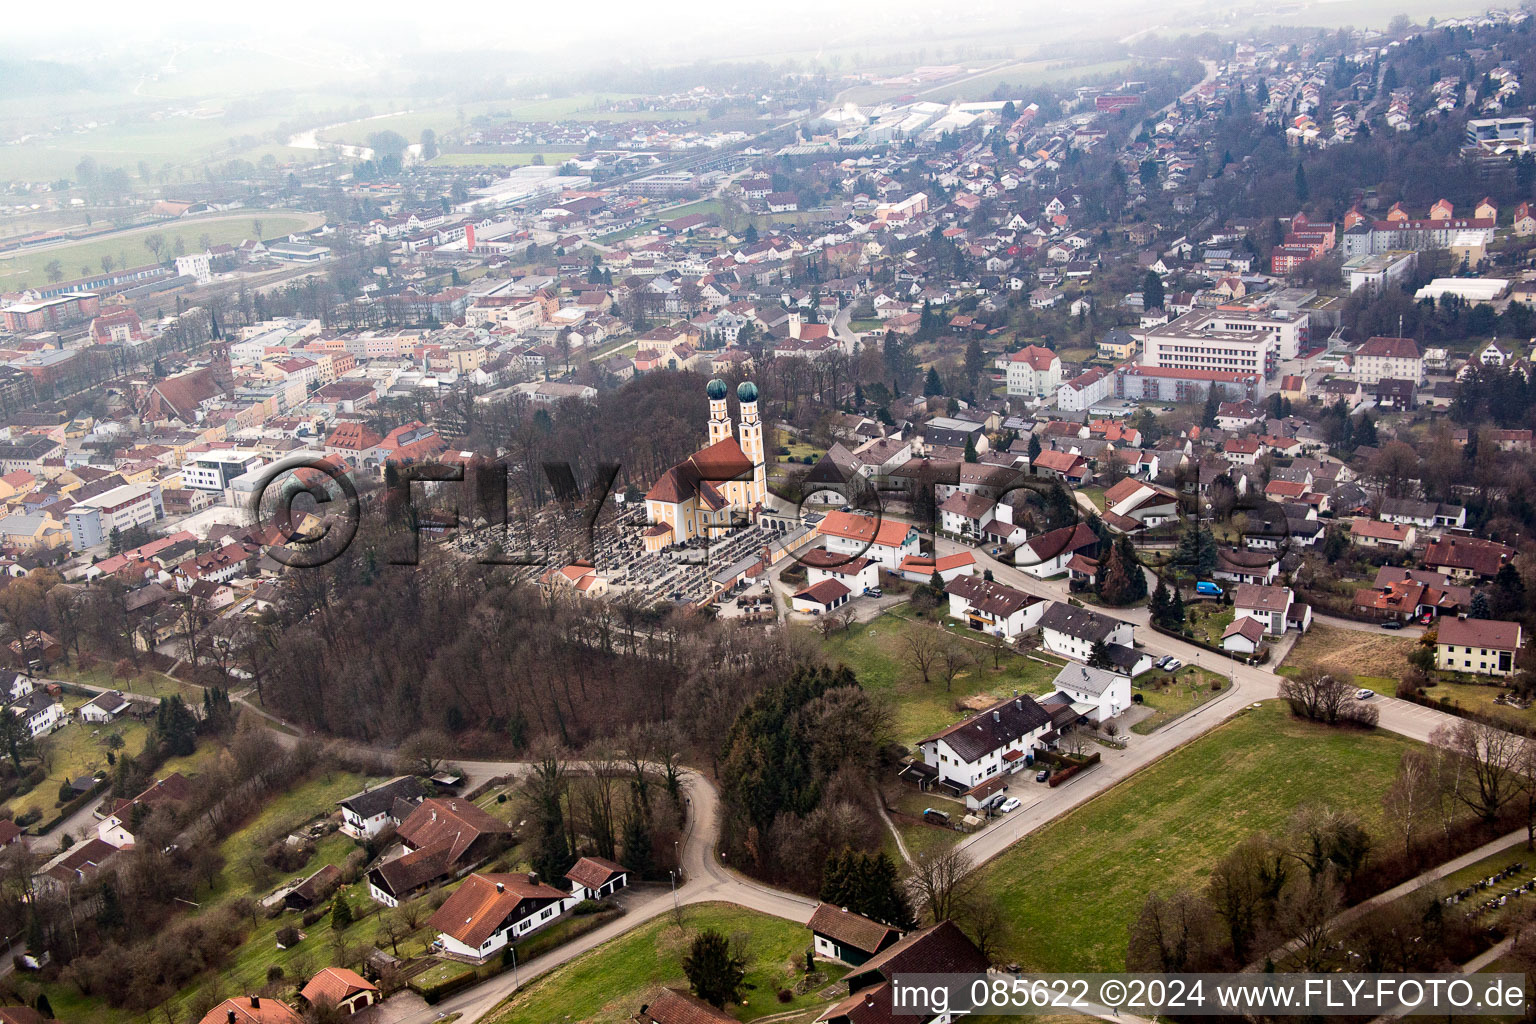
<box><xmin>818</xmin><ymin>510</ymin><xmax>921</xmax><ymax>570</ymax></box>
<box><xmin>1016</xmin><ymin>523</ymin><xmax>1099</xmax><ymax>577</ymax></box>
<box><xmin>338</xmin><ymin>775</ymin><xmax>425</xmax><ymax>840</ymax></box>
<box><xmin>428</xmin><ymin>871</ymin><xmax>574</xmax><ymax>961</ymax></box>
<box><xmin>1038</xmin><ymin>602</ymin><xmax>1150</xmax><ymax>675</ymax></box>
<box><xmin>944</xmin><ymin>576</ymin><xmax>1046</xmax><ymax>640</ymax></box>
<box><xmin>912</xmin><ymin>693</ymin><xmax>1053</xmax><ymax>797</ymax></box>
<box><xmin>816</xmin><ymin>922</ymin><xmax>988</xmax><ymax>1024</ymax></box>
<box><xmin>1350</xmin><ymin>519</ymin><xmax>1417</xmax><ymax>551</ymax></box>
<box><xmin>1424</xmin><ymin>536</ymin><xmax>1514</xmax><ymax>581</ymax></box>
<box><xmin>367</xmin><ymin>798</ymin><xmax>512</xmax><ymax>906</ymax></box>
<box><xmin>807</xmin><ymin>904</ymin><xmax>901</xmax><ymax>966</ymax></box>
<box><xmin>1047</xmin><ymin>663</ymin><xmax>1131</xmax><ymax>723</ymax></box>
<box><xmin>1436</xmin><ymin>616</ymin><xmax>1522</xmax><ymax>676</ymax></box>
<box><xmin>197</xmin><ymin>996</ymin><xmax>303</xmax><ymax>1024</ymax></box>
<box><xmin>1232</xmin><ymin>584</ymin><xmax>1309</xmax><ymax>636</ymax></box>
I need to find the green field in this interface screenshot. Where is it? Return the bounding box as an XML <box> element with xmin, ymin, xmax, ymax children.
<box><xmin>430</xmin><ymin>151</ymin><xmax>579</xmax><ymax>167</ymax></box>
<box><xmin>0</xmin><ymin>211</ymin><xmax>320</xmax><ymax>291</ymax></box>
<box><xmin>489</xmin><ymin>902</ymin><xmax>845</xmax><ymax>1024</ymax></box>
<box><xmin>811</xmin><ymin>609</ymin><xmax>1067</xmax><ymax>744</ymax></box>
<box><xmin>976</xmin><ymin>702</ymin><xmax>1420</xmax><ymax>972</ymax></box>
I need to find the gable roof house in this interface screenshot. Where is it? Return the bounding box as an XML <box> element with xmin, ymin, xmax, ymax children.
<box><xmin>913</xmin><ymin>693</ymin><xmax>1053</xmax><ymax>800</ymax></box>
<box><xmin>807</xmin><ymin>904</ymin><xmax>902</xmax><ymax>966</ymax></box>
<box><xmin>428</xmin><ymin>871</ymin><xmax>574</xmax><ymax>961</ymax></box>
<box><xmin>97</xmin><ymin>772</ymin><xmax>193</xmax><ymax>848</ymax></box>
<box><xmin>366</xmin><ymin>798</ymin><xmax>512</xmax><ymax>906</ymax></box>
<box><xmin>198</xmin><ymin>996</ymin><xmax>303</xmax><ymax>1024</ymax></box>
<box><xmin>1436</xmin><ymin>616</ymin><xmax>1523</xmax><ymax>677</ymax></box>
<box><xmin>817</xmin><ymin>921</ymin><xmax>989</xmax><ymax>1024</ymax></box>
<box><xmin>300</xmin><ymin>967</ymin><xmax>379</xmax><ymax>1015</ymax></box>
<box><xmin>1037</xmin><ymin>602</ymin><xmax>1150</xmax><ymax>675</ymax></box>
<box><xmin>634</xmin><ymin>989</ymin><xmax>740</xmax><ymax>1024</ymax></box>
<box><xmin>338</xmin><ymin>775</ymin><xmax>425</xmax><ymax>839</ymax></box>
<box><xmin>1424</xmin><ymin>536</ymin><xmax>1514</xmax><ymax>580</ymax></box>
<box><xmin>944</xmin><ymin>576</ymin><xmax>1046</xmax><ymax>640</ymax></box>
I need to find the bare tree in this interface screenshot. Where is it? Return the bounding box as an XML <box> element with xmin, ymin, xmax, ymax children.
<box><xmin>938</xmin><ymin>643</ymin><xmax>975</xmax><ymax>693</ymax></box>
<box><xmin>909</xmin><ymin>847</ymin><xmax>978</xmax><ymax>923</ymax></box>
<box><xmin>1432</xmin><ymin>720</ymin><xmax>1524</xmax><ymax>824</ymax></box>
<box><xmin>901</xmin><ymin>628</ymin><xmax>943</xmax><ymax>687</ymax></box>
<box><xmin>1126</xmin><ymin>888</ymin><xmax>1222</xmax><ymax>973</ymax></box>
<box><xmin>1207</xmin><ymin>834</ymin><xmax>1283</xmax><ymax>964</ymax></box>
<box><xmin>1381</xmin><ymin>749</ymin><xmax>1437</xmax><ymax>862</ymax></box>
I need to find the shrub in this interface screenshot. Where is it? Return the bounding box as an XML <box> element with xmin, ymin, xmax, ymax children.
<box><xmin>1210</xmin><ymin>679</ymin><xmax>1222</xmax><ymax>691</ymax></box>
<box><xmin>263</xmin><ymin>841</ymin><xmax>310</xmax><ymax>873</ymax></box>
<box><xmin>275</xmin><ymin>925</ymin><xmax>301</xmax><ymax>948</ymax></box>
<box><xmin>778</xmin><ymin>989</ymin><xmax>793</xmax><ymax>1003</ymax></box>
<box><xmin>266</xmin><ymin>964</ymin><xmax>284</xmax><ymax>983</ymax></box>
<box><xmin>14</xmin><ymin>809</ymin><xmax>41</xmax><ymax>828</ymax></box>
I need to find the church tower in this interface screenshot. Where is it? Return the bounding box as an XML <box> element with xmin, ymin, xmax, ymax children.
<box><xmin>706</xmin><ymin>379</ymin><xmax>731</xmax><ymax>447</ymax></box>
<box><xmin>736</xmin><ymin>381</ymin><xmax>766</xmax><ymax>508</ymax></box>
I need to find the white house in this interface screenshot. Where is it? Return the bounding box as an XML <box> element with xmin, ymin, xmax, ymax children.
<box><xmin>427</xmin><ymin>873</ymin><xmax>575</xmax><ymax>962</ymax></box>
<box><xmin>564</xmin><ymin>856</ymin><xmax>629</xmax><ymax>901</ymax></box>
<box><xmin>818</xmin><ymin>510</ymin><xmax>921</xmax><ymax>570</ymax></box>
<box><xmin>1047</xmin><ymin>664</ymin><xmax>1132</xmax><ymax>724</ymax></box>
<box><xmin>939</xmin><ymin>492</ymin><xmax>996</xmax><ymax>538</ymax></box>
<box><xmin>897</xmin><ymin>550</ymin><xmax>978</xmax><ymax>584</ymax></box>
<box><xmin>1231</xmin><ymin>584</ymin><xmax>1309</xmax><ymax>636</ymax></box>
<box><xmin>1016</xmin><ymin>523</ymin><xmax>1100</xmax><ymax>578</ymax></box>
<box><xmin>337</xmin><ymin>776</ymin><xmax>425</xmax><ymax>840</ymax></box>
<box><xmin>8</xmin><ymin>691</ymin><xmax>63</xmax><ymax>739</ymax></box>
<box><xmin>1037</xmin><ymin>602</ymin><xmax>1150</xmax><ymax>675</ymax></box>
<box><xmin>77</xmin><ymin>691</ymin><xmax>130</xmax><ymax>724</ymax></box>
<box><xmin>944</xmin><ymin>576</ymin><xmax>1046</xmax><ymax>641</ymax></box>
<box><xmin>914</xmin><ymin>693</ymin><xmax>1053</xmax><ymax>793</ymax></box>
<box><xmin>803</xmin><ymin>552</ymin><xmax>880</xmax><ymax>594</ymax></box>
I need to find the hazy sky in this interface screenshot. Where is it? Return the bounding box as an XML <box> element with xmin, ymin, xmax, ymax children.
<box><xmin>3</xmin><ymin>0</ymin><xmax>1129</xmax><ymax>63</ymax></box>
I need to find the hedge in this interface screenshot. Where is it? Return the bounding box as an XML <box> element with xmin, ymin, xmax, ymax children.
<box><xmin>33</xmin><ymin>777</ymin><xmax>109</xmax><ymax>836</ymax></box>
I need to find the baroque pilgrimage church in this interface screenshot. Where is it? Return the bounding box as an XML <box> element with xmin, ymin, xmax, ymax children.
<box><xmin>643</xmin><ymin>379</ymin><xmax>767</xmax><ymax>550</ymax></box>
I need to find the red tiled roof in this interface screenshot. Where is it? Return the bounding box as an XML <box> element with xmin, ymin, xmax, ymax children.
<box><xmin>300</xmin><ymin>967</ymin><xmax>377</xmax><ymax>1006</ymax></box>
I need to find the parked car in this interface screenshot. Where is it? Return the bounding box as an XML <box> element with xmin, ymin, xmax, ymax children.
<box><xmin>864</xmin><ymin>587</ymin><xmax>883</xmax><ymax>598</ymax></box>
<box><xmin>1035</xmin><ymin>769</ymin><xmax>1050</xmax><ymax>783</ymax></box>
<box><xmin>1195</xmin><ymin>581</ymin><xmax>1223</xmax><ymax>597</ymax></box>
<box><xmin>998</xmin><ymin>797</ymin><xmax>1022</xmax><ymax>813</ymax></box>
<box><xmin>1380</xmin><ymin>620</ymin><xmax>1404</xmax><ymax>630</ymax></box>
<box><xmin>1162</xmin><ymin>658</ymin><xmax>1183</xmax><ymax>672</ymax></box>
<box><xmin>1356</xmin><ymin>688</ymin><xmax>1374</xmax><ymax>701</ymax></box>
